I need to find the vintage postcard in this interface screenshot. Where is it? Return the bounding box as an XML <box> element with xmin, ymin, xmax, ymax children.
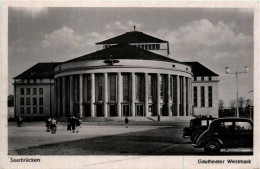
<box><xmin>1</xmin><ymin>1</ymin><xmax>259</xmax><ymax>169</ymax></box>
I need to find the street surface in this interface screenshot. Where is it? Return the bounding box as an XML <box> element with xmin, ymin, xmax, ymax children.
<box><xmin>8</xmin><ymin>122</ymin><xmax>253</xmax><ymax>155</ymax></box>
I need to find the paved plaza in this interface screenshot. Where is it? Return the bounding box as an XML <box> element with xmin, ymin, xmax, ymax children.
<box><xmin>8</xmin><ymin>122</ymin><xmax>253</xmax><ymax>155</ymax></box>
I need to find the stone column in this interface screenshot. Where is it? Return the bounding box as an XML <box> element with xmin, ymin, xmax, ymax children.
<box><xmin>183</xmin><ymin>77</ymin><xmax>187</xmax><ymax>116</ymax></box>
<box><xmin>144</xmin><ymin>73</ymin><xmax>148</xmax><ymax>116</ymax></box>
<box><xmin>104</xmin><ymin>73</ymin><xmax>108</xmax><ymax>117</ymax></box>
<box><xmin>167</xmin><ymin>74</ymin><xmax>171</xmax><ymax>116</ymax></box>
<box><xmin>79</xmin><ymin>75</ymin><xmax>83</xmax><ymax>117</ymax></box>
<box><xmin>91</xmin><ymin>74</ymin><xmax>95</xmax><ymax>117</ymax></box>
<box><xmin>131</xmin><ymin>72</ymin><xmax>136</xmax><ymax>117</ymax></box>
<box><xmin>69</xmin><ymin>76</ymin><xmax>74</xmax><ymax>116</ymax></box>
<box><xmin>189</xmin><ymin>78</ymin><xmax>192</xmax><ymax>116</ymax></box>
<box><xmin>176</xmin><ymin>75</ymin><xmax>180</xmax><ymax>116</ymax></box>
<box><xmin>57</xmin><ymin>78</ymin><xmax>61</xmax><ymax>117</ymax></box>
<box><xmin>117</xmin><ymin>72</ymin><xmax>122</xmax><ymax>117</ymax></box>
<box><xmin>62</xmin><ymin>77</ymin><xmax>66</xmax><ymax>117</ymax></box>
<box><xmin>157</xmin><ymin>73</ymin><xmax>160</xmax><ymax>116</ymax></box>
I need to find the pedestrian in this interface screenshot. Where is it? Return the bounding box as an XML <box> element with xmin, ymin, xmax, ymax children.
<box><xmin>67</xmin><ymin>116</ymin><xmax>72</xmax><ymax>131</ymax></box>
<box><xmin>125</xmin><ymin>116</ymin><xmax>129</xmax><ymax>128</ymax></box>
<box><xmin>46</xmin><ymin>117</ymin><xmax>51</xmax><ymax>132</ymax></box>
<box><xmin>50</xmin><ymin>117</ymin><xmax>57</xmax><ymax>134</ymax></box>
<box><xmin>157</xmin><ymin>114</ymin><xmax>160</xmax><ymax>122</ymax></box>
<box><xmin>75</xmin><ymin>117</ymin><xmax>81</xmax><ymax>133</ymax></box>
<box><xmin>17</xmin><ymin>117</ymin><xmax>23</xmax><ymax>127</ymax></box>
<box><xmin>70</xmin><ymin>116</ymin><xmax>76</xmax><ymax>133</ymax></box>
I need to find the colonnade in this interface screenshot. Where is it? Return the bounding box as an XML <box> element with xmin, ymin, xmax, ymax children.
<box><xmin>54</xmin><ymin>72</ymin><xmax>192</xmax><ymax>117</ymax></box>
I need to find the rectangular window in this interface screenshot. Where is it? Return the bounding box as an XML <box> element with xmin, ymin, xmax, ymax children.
<box><xmin>123</xmin><ymin>74</ymin><xmax>130</xmax><ymax>101</ymax></box>
<box><xmin>20</xmin><ymin>88</ymin><xmax>24</xmax><ymax>95</ymax></box>
<box><xmin>193</xmin><ymin>86</ymin><xmax>197</xmax><ymax>107</ymax></box>
<box><xmin>39</xmin><ymin>97</ymin><xmax>43</xmax><ymax>105</ymax></box>
<box><xmin>201</xmin><ymin>77</ymin><xmax>204</xmax><ymax>81</ymax></box>
<box><xmin>201</xmin><ymin>86</ymin><xmax>205</xmax><ymax>107</ymax></box>
<box><xmin>34</xmin><ymin>79</ymin><xmax>37</xmax><ymax>83</ymax></box>
<box><xmin>27</xmin><ymin>107</ymin><xmax>31</xmax><ymax>114</ymax></box>
<box><xmin>148</xmin><ymin>44</ymin><xmax>152</xmax><ymax>50</ymax></box>
<box><xmin>87</xmin><ymin>75</ymin><xmax>91</xmax><ymax>101</ymax></box>
<box><xmin>26</xmin><ymin>98</ymin><xmax>31</xmax><ymax>105</ymax></box>
<box><xmin>33</xmin><ymin>97</ymin><xmax>37</xmax><ymax>105</ymax></box>
<box><xmin>39</xmin><ymin>88</ymin><xmax>43</xmax><ymax>95</ymax></box>
<box><xmin>20</xmin><ymin>98</ymin><xmax>24</xmax><ymax>105</ymax></box>
<box><xmin>27</xmin><ymin>79</ymin><xmax>30</xmax><ymax>83</ymax></box>
<box><xmin>136</xmin><ymin>74</ymin><xmax>144</xmax><ymax>101</ymax></box>
<box><xmin>156</xmin><ymin>44</ymin><xmax>160</xmax><ymax>50</ymax></box>
<box><xmin>208</xmin><ymin>86</ymin><xmax>212</xmax><ymax>107</ymax></box>
<box><xmin>160</xmin><ymin>75</ymin><xmax>164</xmax><ymax>98</ymax></box>
<box><xmin>145</xmin><ymin>44</ymin><xmax>148</xmax><ymax>50</ymax></box>
<box><xmin>152</xmin><ymin>44</ymin><xmax>156</xmax><ymax>50</ymax></box>
<box><xmin>39</xmin><ymin>107</ymin><xmax>43</xmax><ymax>114</ymax></box>
<box><xmin>170</xmin><ymin>76</ymin><xmax>173</xmax><ymax>99</ymax></box>
<box><xmin>209</xmin><ymin>76</ymin><xmax>212</xmax><ymax>81</ymax></box>
<box><xmin>20</xmin><ymin>107</ymin><xmax>24</xmax><ymax>114</ymax></box>
<box><xmin>33</xmin><ymin>88</ymin><xmax>37</xmax><ymax>95</ymax></box>
<box><xmin>33</xmin><ymin>107</ymin><xmax>37</xmax><ymax>114</ymax></box>
<box><xmin>95</xmin><ymin>74</ymin><xmax>103</xmax><ymax>101</ymax></box>
<box><xmin>148</xmin><ymin>75</ymin><xmax>152</xmax><ymax>98</ymax></box>
<box><xmin>26</xmin><ymin>88</ymin><xmax>30</xmax><ymax>95</ymax></box>
<box><xmin>194</xmin><ymin>77</ymin><xmax>197</xmax><ymax>81</ymax></box>
<box><xmin>109</xmin><ymin>74</ymin><xmax>117</xmax><ymax>101</ymax></box>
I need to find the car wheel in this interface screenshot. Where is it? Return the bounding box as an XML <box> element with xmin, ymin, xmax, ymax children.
<box><xmin>204</xmin><ymin>141</ymin><xmax>221</xmax><ymax>155</ymax></box>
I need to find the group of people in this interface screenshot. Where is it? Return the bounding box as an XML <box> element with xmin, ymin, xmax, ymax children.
<box><xmin>46</xmin><ymin>117</ymin><xmax>57</xmax><ymax>134</ymax></box>
<box><xmin>67</xmin><ymin>116</ymin><xmax>82</xmax><ymax>133</ymax></box>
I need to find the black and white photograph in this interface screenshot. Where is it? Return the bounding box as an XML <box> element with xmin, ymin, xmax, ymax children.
<box><xmin>1</xmin><ymin>1</ymin><xmax>259</xmax><ymax>169</ymax></box>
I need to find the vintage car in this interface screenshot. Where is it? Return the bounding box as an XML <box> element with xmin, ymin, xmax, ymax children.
<box><xmin>192</xmin><ymin>118</ymin><xmax>253</xmax><ymax>155</ymax></box>
<box><xmin>183</xmin><ymin>116</ymin><xmax>216</xmax><ymax>143</ymax></box>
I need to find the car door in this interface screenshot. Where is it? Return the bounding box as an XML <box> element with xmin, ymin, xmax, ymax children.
<box><xmin>215</xmin><ymin>121</ymin><xmax>235</xmax><ymax>148</ymax></box>
<box><xmin>234</xmin><ymin>121</ymin><xmax>253</xmax><ymax>148</ymax></box>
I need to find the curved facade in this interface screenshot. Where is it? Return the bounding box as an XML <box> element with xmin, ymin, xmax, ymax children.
<box><xmin>54</xmin><ymin>58</ymin><xmax>193</xmax><ymax>117</ymax></box>
<box><xmin>13</xmin><ymin>31</ymin><xmax>219</xmax><ymax>119</ymax></box>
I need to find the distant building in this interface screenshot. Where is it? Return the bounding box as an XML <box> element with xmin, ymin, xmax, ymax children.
<box><xmin>13</xmin><ymin>63</ymin><xmax>60</xmax><ymax>118</ymax></box>
<box><xmin>13</xmin><ymin>30</ymin><xmax>219</xmax><ymax>119</ymax></box>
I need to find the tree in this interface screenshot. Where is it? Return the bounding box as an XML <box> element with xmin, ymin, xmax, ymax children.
<box><xmin>229</xmin><ymin>100</ymin><xmax>236</xmax><ymax>109</ymax></box>
<box><xmin>238</xmin><ymin>97</ymin><xmax>245</xmax><ymax>108</ymax></box>
<box><xmin>246</xmin><ymin>99</ymin><xmax>253</xmax><ymax>107</ymax></box>
<box><xmin>218</xmin><ymin>100</ymin><xmax>224</xmax><ymax>111</ymax></box>
<box><xmin>8</xmin><ymin>94</ymin><xmax>14</xmax><ymax>107</ymax></box>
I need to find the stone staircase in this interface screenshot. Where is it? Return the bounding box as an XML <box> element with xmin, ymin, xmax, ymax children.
<box><xmin>57</xmin><ymin>116</ymin><xmax>194</xmax><ymax>122</ymax></box>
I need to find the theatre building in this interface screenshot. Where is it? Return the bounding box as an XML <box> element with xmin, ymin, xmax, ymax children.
<box><xmin>13</xmin><ymin>30</ymin><xmax>219</xmax><ymax>119</ymax></box>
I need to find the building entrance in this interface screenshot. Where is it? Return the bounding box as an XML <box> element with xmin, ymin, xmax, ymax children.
<box><xmin>96</xmin><ymin>104</ymin><xmax>103</xmax><ymax>117</ymax></box>
<box><xmin>109</xmin><ymin>104</ymin><xmax>117</xmax><ymax>116</ymax></box>
<box><xmin>84</xmin><ymin>104</ymin><xmax>91</xmax><ymax>117</ymax></box>
<box><xmin>122</xmin><ymin>104</ymin><xmax>130</xmax><ymax>116</ymax></box>
<box><xmin>136</xmin><ymin>104</ymin><xmax>144</xmax><ymax>116</ymax></box>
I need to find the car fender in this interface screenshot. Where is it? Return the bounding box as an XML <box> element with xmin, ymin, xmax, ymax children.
<box><xmin>197</xmin><ymin>137</ymin><xmax>223</xmax><ymax>147</ymax></box>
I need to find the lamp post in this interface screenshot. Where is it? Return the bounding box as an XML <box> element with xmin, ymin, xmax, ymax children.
<box><xmin>225</xmin><ymin>66</ymin><xmax>249</xmax><ymax>118</ymax></box>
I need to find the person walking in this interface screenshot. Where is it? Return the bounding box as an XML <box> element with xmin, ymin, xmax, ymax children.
<box><xmin>17</xmin><ymin>117</ymin><xmax>23</xmax><ymax>127</ymax></box>
<box><xmin>50</xmin><ymin>117</ymin><xmax>57</xmax><ymax>134</ymax></box>
<box><xmin>157</xmin><ymin>113</ymin><xmax>160</xmax><ymax>122</ymax></box>
<box><xmin>75</xmin><ymin>117</ymin><xmax>81</xmax><ymax>133</ymax></box>
<box><xmin>67</xmin><ymin>116</ymin><xmax>72</xmax><ymax>131</ymax></box>
<box><xmin>125</xmin><ymin>116</ymin><xmax>129</xmax><ymax>128</ymax></box>
<box><xmin>46</xmin><ymin>117</ymin><xmax>51</xmax><ymax>132</ymax></box>
<box><xmin>70</xmin><ymin>116</ymin><xmax>76</xmax><ymax>133</ymax></box>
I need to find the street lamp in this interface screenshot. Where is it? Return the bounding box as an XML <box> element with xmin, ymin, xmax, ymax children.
<box><xmin>225</xmin><ymin>66</ymin><xmax>249</xmax><ymax>118</ymax></box>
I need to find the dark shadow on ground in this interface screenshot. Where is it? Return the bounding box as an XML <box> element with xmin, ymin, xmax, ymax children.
<box><xmin>9</xmin><ymin>127</ymin><xmax>253</xmax><ymax>156</ymax></box>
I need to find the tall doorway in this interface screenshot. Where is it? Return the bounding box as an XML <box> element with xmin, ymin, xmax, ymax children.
<box><xmin>136</xmin><ymin>104</ymin><xmax>144</xmax><ymax>116</ymax></box>
<box><xmin>122</xmin><ymin>104</ymin><xmax>130</xmax><ymax>116</ymax></box>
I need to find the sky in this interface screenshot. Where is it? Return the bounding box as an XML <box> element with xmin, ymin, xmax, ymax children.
<box><xmin>8</xmin><ymin>7</ymin><xmax>254</xmax><ymax>108</ymax></box>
